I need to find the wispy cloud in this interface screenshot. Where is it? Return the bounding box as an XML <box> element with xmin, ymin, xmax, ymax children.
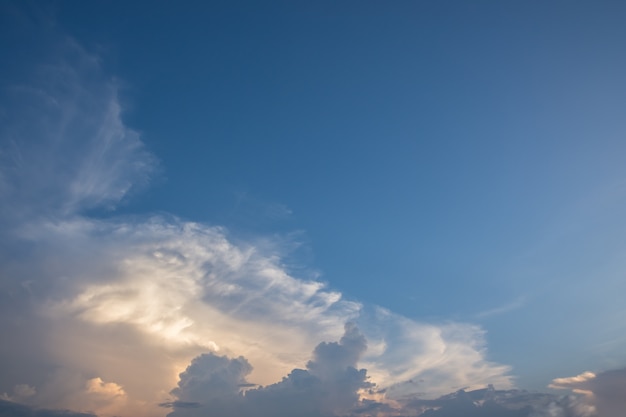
<box><xmin>473</xmin><ymin>296</ymin><xmax>526</xmax><ymax>320</ymax></box>
<box><xmin>0</xmin><ymin>36</ymin><xmax>155</xmax><ymax>220</ymax></box>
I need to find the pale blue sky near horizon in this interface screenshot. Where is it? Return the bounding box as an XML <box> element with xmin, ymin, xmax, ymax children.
<box><xmin>2</xmin><ymin>0</ymin><xmax>626</xmax><ymax>392</ymax></box>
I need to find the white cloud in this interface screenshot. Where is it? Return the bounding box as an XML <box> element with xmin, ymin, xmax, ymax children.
<box><xmin>549</xmin><ymin>372</ymin><xmax>596</xmax><ymax>394</ymax></box>
<box><xmin>358</xmin><ymin>308</ymin><xmax>513</xmax><ymax>399</ymax></box>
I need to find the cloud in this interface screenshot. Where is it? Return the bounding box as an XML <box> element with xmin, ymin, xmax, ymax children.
<box><xmin>400</xmin><ymin>386</ymin><xmax>555</xmax><ymax>417</ymax></box>
<box><xmin>0</xmin><ymin>399</ymin><xmax>96</xmax><ymax>417</ymax></box>
<box><xmin>548</xmin><ymin>368</ymin><xmax>626</xmax><ymax>417</ymax></box>
<box><xmin>0</xmin><ymin>34</ymin><xmax>155</xmax><ymax>220</ymax></box>
<box><xmin>85</xmin><ymin>378</ymin><xmax>124</xmax><ymax>399</ymax></box>
<box><xmin>358</xmin><ymin>308</ymin><xmax>513</xmax><ymax>399</ymax></box>
<box><xmin>40</xmin><ymin>214</ymin><xmax>511</xmax><ymax>397</ymax></box>
<box><xmin>166</xmin><ymin>324</ymin><xmax>373</xmax><ymax>417</ymax></box>
<box><xmin>529</xmin><ymin>396</ymin><xmax>596</xmax><ymax>417</ymax></box>
<box><xmin>5</xmin><ymin>7</ymin><xmax>626</xmax><ymax>417</ymax></box>
<box><xmin>473</xmin><ymin>297</ymin><xmax>526</xmax><ymax>320</ymax></box>
<box><xmin>549</xmin><ymin>372</ymin><xmax>597</xmax><ymax>394</ymax></box>
<box><xmin>0</xmin><ymin>384</ymin><xmax>36</xmax><ymax>403</ymax></box>
<box><xmin>0</xmin><ymin>22</ymin><xmax>514</xmax><ymax>417</ymax></box>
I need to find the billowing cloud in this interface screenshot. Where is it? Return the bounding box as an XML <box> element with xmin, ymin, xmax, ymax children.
<box><xmin>166</xmin><ymin>324</ymin><xmax>373</xmax><ymax>417</ymax></box>
<box><xmin>0</xmin><ymin>23</ymin><xmax>516</xmax><ymax>417</ymax></box>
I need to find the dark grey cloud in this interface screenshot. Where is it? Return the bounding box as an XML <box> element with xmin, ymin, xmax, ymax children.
<box><xmin>399</xmin><ymin>386</ymin><xmax>599</xmax><ymax>417</ymax></box>
<box><xmin>548</xmin><ymin>368</ymin><xmax>626</xmax><ymax>417</ymax></box>
<box><xmin>588</xmin><ymin>368</ymin><xmax>626</xmax><ymax>416</ymax></box>
<box><xmin>0</xmin><ymin>399</ymin><xmax>96</xmax><ymax>417</ymax></box>
<box><xmin>159</xmin><ymin>402</ymin><xmax>201</xmax><ymax>409</ymax></box>
<box><xmin>407</xmin><ymin>387</ymin><xmax>546</xmax><ymax>417</ymax></box>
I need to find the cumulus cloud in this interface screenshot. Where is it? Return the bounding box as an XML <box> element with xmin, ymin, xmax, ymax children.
<box><xmin>166</xmin><ymin>324</ymin><xmax>373</xmax><ymax>417</ymax></box>
<box><xmin>0</xmin><ymin>19</ymin><xmax>515</xmax><ymax>417</ymax></box>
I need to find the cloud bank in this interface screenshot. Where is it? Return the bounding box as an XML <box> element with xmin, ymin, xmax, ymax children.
<box><xmin>0</xmin><ymin>399</ymin><xmax>96</xmax><ymax>417</ymax></box>
<box><xmin>0</xmin><ymin>25</ymin><xmax>552</xmax><ymax>417</ymax></box>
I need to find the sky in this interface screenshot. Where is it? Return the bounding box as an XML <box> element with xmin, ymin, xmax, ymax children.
<box><xmin>1</xmin><ymin>1</ymin><xmax>626</xmax><ymax>416</ymax></box>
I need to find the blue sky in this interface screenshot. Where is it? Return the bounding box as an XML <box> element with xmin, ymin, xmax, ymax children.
<box><xmin>1</xmin><ymin>1</ymin><xmax>626</xmax><ymax>417</ymax></box>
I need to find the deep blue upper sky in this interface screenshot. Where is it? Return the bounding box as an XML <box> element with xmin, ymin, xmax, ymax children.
<box><xmin>3</xmin><ymin>0</ymin><xmax>626</xmax><ymax>389</ymax></box>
